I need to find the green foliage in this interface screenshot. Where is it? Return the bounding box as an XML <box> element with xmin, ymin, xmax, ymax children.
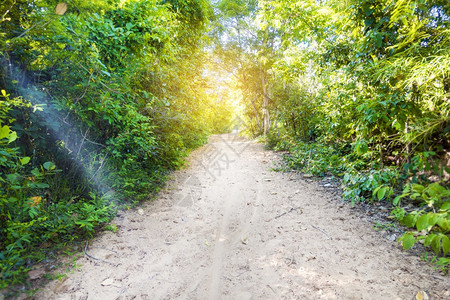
<box><xmin>394</xmin><ymin>183</ymin><xmax>449</xmax><ymax>261</ymax></box>
<box><xmin>250</xmin><ymin>0</ymin><xmax>449</xmax><ymax>263</ymax></box>
<box><xmin>86</xmin><ymin>0</ymin><xmax>175</xmax><ymax>67</ymax></box>
<box><xmin>342</xmin><ymin>169</ymin><xmax>398</xmax><ymax>204</ymax></box>
<box><xmin>255</xmin><ymin>0</ymin><xmax>449</xmax><ymax>167</ymax></box>
<box><xmin>0</xmin><ymin>92</ymin><xmax>116</xmax><ymax>289</ymax></box>
<box><xmin>421</xmin><ymin>252</ymin><xmax>450</xmax><ymax>274</ymax></box>
<box><xmin>283</xmin><ymin>141</ymin><xmax>345</xmax><ymax>177</ymax></box>
<box><xmin>0</xmin><ymin>0</ymin><xmax>225</xmax><ymax>291</ymax></box>
<box><xmin>394</xmin><ymin>183</ymin><xmax>450</xmax><ymax>207</ymax></box>
<box><xmin>163</xmin><ymin>0</ymin><xmax>212</xmax><ymax>29</ymax></box>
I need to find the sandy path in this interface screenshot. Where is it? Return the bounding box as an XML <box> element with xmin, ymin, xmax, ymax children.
<box><xmin>35</xmin><ymin>134</ymin><xmax>449</xmax><ymax>299</ymax></box>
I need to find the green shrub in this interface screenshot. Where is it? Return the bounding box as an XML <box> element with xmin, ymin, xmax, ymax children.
<box><xmin>283</xmin><ymin>141</ymin><xmax>346</xmax><ymax>177</ymax></box>
<box><xmin>342</xmin><ymin>168</ymin><xmax>399</xmax><ymax>204</ymax></box>
<box><xmin>394</xmin><ymin>183</ymin><xmax>449</xmax><ymax>263</ymax></box>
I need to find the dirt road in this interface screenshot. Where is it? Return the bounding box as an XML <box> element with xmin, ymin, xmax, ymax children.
<box><xmin>35</xmin><ymin>134</ymin><xmax>449</xmax><ymax>299</ymax></box>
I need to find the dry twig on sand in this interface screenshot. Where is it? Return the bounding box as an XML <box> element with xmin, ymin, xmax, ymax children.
<box><xmin>84</xmin><ymin>241</ymin><xmax>118</xmax><ymax>266</ymax></box>
<box><xmin>275</xmin><ymin>206</ymin><xmax>302</xmax><ymax>219</ymax></box>
<box><xmin>311</xmin><ymin>225</ymin><xmax>333</xmax><ymax>240</ymax></box>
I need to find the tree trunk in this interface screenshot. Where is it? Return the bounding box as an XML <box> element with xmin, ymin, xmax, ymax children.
<box><xmin>261</xmin><ymin>68</ymin><xmax>270</xmax><ymax>135</ymax></box>
<box><xmin>250</xmin><ymin>96</ymin><xmax>262</xmax><ymax>132</ymax></box>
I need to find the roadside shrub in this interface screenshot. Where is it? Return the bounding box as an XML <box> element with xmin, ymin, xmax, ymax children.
<box><xmin>283</xmin><ymin>141</ymin><xmax>346</xmax><ymax>177</ymax></box>
<box><xmin>394</xmin><ymin>183</ymin><xmax>449</xmax><ymax>262</ymax></box>
<box><xmin>342</xmin><ymin>168</ymin><xmax>399</xmax><ymax>204</ymax></box>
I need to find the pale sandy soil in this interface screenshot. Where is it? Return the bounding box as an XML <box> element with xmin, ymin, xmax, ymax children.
<box><xmin>33</xmin><ymin>133</ymin><xmax>449</xmax><ymax>299</ymax></box>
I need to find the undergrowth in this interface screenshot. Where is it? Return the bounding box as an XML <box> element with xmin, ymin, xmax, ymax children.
<box><xmin>0</xmin><ymin>0</ymin><xmax>226</xmax><ymax>294</ymax></box>
<box><xmin>0</xmin><ymin>93</ymin><xmax>116</xmax><ymax>294</ymax></box>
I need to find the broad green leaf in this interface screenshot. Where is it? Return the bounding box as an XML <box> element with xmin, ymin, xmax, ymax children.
<box><xmin>0</xmin><ymin>125</ymin><xmax>10</xmax><ymax>139</ymax></box>
<box><xmin>43</xmin><ymin>162</ymin><xmax>56</xmax><ymax>171</ymax></box>
<box><xmin>437</xmin><ymin>218</ymin><xmax>450</xmax><ymax>231</ymax></box>
<box><xmin>373</xmin><ymin>185</ymin><xmax>381</xmax><ymax>197</ymax></box>
<box><xmin>440</xmin><ymin>201</ymin><xmax>450</xmax><ymax>211</ymax></box>
<box><xmin>442</xmin><ymin>235</ymin><xmax>450</xmax><ymax>256</ymax></box>
<box><xmin>1</xmin><ymin>89</ymin><xmax>7</xmax><ymax>97</ymax></box>
<box><xmin>400</xmin><ymin>233</ymin><xmax>415</xmax><ymax>250</ymax></box>
<box><xmin>20</xmin><ymin>157</ymin><xmax>31</xmax><ymax>165</ymax></box>
<box><xmin>8</xmin><ymin>131</ymin><xmax>17</xmax><ymax>143</ymax></box>
<box><xmin>377</xmin><ymin>186</ymin><xmax>388</xmax><ymax>201</ymax></box>
<box><xmin>31</xmin><ymin>168</ymin><xmax>40</xmax><ymax>177</ymax></box>
<box><xmin>411</xmin><ymin>184</ymin><xmax>424</xmax><ymax>193</ymax></box>
<box><xmin>401</xmin><ymin>214</ymin><xmax>418</xmax><ymax>228</ymax></box>
<box><xmin>424</xmin><ymin>234</ymin><xmax>434</xmax><ymax>247</ymax></box>
<box><xmin>355</xmin><ymin>140</ymin><xmax>368</xmax><ymax>155</ymax></box>
<box><xmin>410</xmin><ymin>192</ymin><xmax>421</xmax><ymax>200</ymax></box>
<box><xmin>427</xmin><ymin>183</ymin><xmax>445</xmax><ymax>195</ymax></box>
<box><xmin>416</xmin><ymin>214</ymin><xmax>430</xmax><ymax>231</ymax></box>
<box><xmin>393</xmin><ymin>194</ymin><xmax>406</xmax><ymax>206</ymax></box>
<box><xmin>427</xmin><ymin>214</ymin><xmax>439</xmax><ymax>226</ymax></box>
<box><xmin>403</xmin><ymin>185</ymin><xmax>411</xmax><ymax>194</ymax></box>
<box><xmin>430</xmin><ymin>235</ymin><xmax>441</xmax><ymax>254</ymax></box>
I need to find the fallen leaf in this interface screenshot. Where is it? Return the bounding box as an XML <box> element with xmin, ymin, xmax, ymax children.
<box><xmin>138</xmin><ymin>209</ymin><xmax>144</xmax><ymax>215</ymax></box>
<box><xmin>28</xmin><ymin>268</ymin><xmax>45</xmax><ymax>280</ymax></box>
<box><xmin>55</xmin><ymin>3</ymin><xmax>68</xmax><ymax>15</ymax></box>
<box><xmin>416</xmin><ymin>291</ymin><xmax>429</xmax><ymax>300</ymax></box>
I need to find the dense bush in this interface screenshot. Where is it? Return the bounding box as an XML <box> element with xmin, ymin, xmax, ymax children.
<box><xmin>258</xmin><ymin>0</ymin><xmax>450</xmax><ymax>267</ymax></box>
<box><xmin>0</xmin><ymin>0</ymin><xmax>233</xmax><ymax>291</ymax></box>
